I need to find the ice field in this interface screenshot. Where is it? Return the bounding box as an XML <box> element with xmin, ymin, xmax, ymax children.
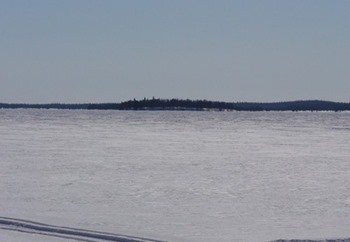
<box><xmin>0</xmin><ymin>109</ymin><xmax>349</xmax><ymax>241</ymax></box>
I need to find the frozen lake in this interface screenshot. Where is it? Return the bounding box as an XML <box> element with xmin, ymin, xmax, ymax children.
<box><xmin>0</xmin><ymin>109</ymin><xmax>349</xmax><ymax>242</ymax></box>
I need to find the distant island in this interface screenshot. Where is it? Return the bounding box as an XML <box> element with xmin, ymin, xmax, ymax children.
<box><xmin>1</xmin><ymin>98</ymin><xmax>350</xmax><ymax>111</ymax></box>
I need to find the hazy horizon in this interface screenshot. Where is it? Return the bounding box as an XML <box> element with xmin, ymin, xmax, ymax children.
<box><xmin>1</xmin><ymin>0</ymin><xmax>349</xmax><ymax>103</ymax></box>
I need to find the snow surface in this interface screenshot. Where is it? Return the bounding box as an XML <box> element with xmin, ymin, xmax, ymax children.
<box><xmin>0</xmin><ymin>229</ymin><xmax>69</xmax><ymax>242</ymax></box>
<box><xmin>0</xmin><ymin>109</ymin><xmax>349</xmax><ymax>242</ymax></box>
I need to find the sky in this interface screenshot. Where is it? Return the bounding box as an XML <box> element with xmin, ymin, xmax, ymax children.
<box><xmin>1</xmin><ymin>0</ymin><xmax>349</xmax><ymax>103</ymax></box>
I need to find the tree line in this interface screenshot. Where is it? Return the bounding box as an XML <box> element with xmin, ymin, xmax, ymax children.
<box><xmin>1</xmin><ymin>98</ymin><xmax>350</xmax><ymax>111</ymax></box>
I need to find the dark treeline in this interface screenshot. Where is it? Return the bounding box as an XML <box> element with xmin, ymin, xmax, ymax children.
<box><xmin>87</xmin><ymin>103</ymin><xmax>121</xmax><ymax>110</ymax></box>
<box><xmin>118</xmin><ymin>98</ymin><xmax>350</xmax><ymax>111</ymax></box>
<box><xmin>119</xmin><ymin>98</ymin><xmax>232</xmax><ymax>110</ymax></box>
<box><xmin>0</xmin><ymin>103</ymin><xmax>89</xmax><ymax>109</ymax></box>
<box><xmin>1</xmin><ymin>98</ymin><xmax>350</xmax><ymax>111</ymax></box>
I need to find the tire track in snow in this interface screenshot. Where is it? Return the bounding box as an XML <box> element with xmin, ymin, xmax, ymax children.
<box><xmin>0</xmin><ymin>217</ymin><xmax>165</xmax><ymax>242</ymax></box>
<box><xmin>0</xmin><ymin>225</ymin><xmax>99</xmax><ymax>242</ymax></box>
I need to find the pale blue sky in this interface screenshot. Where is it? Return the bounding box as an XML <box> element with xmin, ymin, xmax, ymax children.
<box><xmin>1</xmin><ymin>0</ymin><xmax>349</xmax><ymax>103</ymax></box>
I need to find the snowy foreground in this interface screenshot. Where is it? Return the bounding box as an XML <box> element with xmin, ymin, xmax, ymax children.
<box><xmin>1</xmin><ymin>110</ymin><xmax>350</xmax><ymax>241</ymax></box>
<box><xmin>272</xmin><ymin>240</ymin><xmax>350</xmax><ymax>242</ymax></box>
<box><xmin>0</xmin><ymin>216</ymin><xmax>162</xmax><ymax>242</ymax></box>
<box><xmin>0</xmin><ymin>216</ymin><xmax>349</xmax><ymax>242</ymax></box>
<box><xmin>0</xmin><ymin>230</ymin><xmax>67</xmax><ymax>242</ymax></box>
<box><xmin>1</xmin><ymin>217</ymin><xmax>350</xmax><ymax>242</ymax></box>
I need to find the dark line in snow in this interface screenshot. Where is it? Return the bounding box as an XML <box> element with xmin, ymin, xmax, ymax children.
<box><xmin>0</xmin><ymin>226</ymin><xmax>99</xmax><ymax>242</ymax></box>
<box><xmin>0</xmin><ymin>217</ymin><xmax>165</xmax><ymax>242</ymax></box>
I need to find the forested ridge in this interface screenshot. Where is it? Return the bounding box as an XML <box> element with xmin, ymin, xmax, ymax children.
<box><xmin>1</xmin><ymin>98</ymin><xmax>350</xmax><ymax>111</ymax></box>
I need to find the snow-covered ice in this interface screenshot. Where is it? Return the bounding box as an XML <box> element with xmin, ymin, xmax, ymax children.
<box><xmin>0</xmin><ymin>109</ymin><xmax>349</xmax><ymax>241</ymax></box>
